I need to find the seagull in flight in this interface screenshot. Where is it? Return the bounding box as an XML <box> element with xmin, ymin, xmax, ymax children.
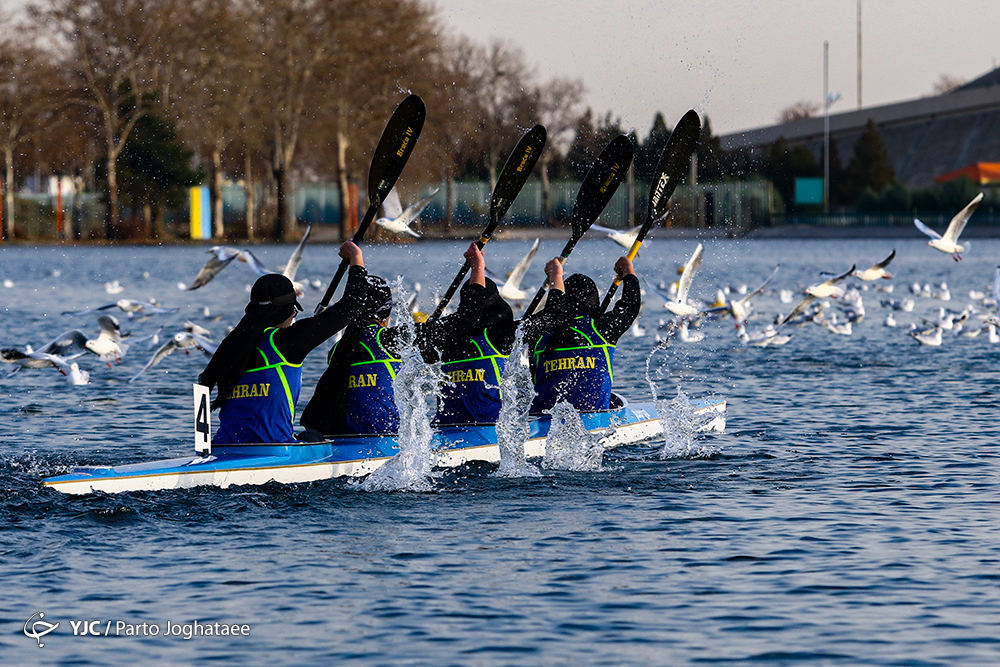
<box><xmin>590</xmin><ymin>224</ymin><xmax>642</xmax><ymax>250</ymax></box>
<box><xmin>129</xmin><ymin>331</ymin><xmax>216</xmax><ymax>382</ymax></box>
<box><xmin>852</xmin><ymin>250</ymin><xmax>896</xmax><ymax>281</ymax></box>
<box><xmin>914</xmin><ymin>192</ymin><xmax>984</xmax><ymax>261</ymax></box>
<box><xmin>664</xmin><ymin>243</ymin><xmax>704</xmax><ymax>317</ymax></box>
<box><xmin>1</xmin><ymin>329</ymin><xmax>89</xmax><ymax>372</ymax></box>
<box><xmin>375</xmin><ymin>186</ymin><xmax>438</xmax><ymax>238</ymax></box>
<box><xmin>181</xmin><ymin>225</ymin><xmax>313</xmax><ymax>291</ymax></box>
<box><xmin>706</xmin><ymin>265</ymin><xmax>780</xmax><ymax>326</ymax></box>
<box><xmin>486</xmin><ymin>238</ymin><xmax>540</xmax><ymax>302</ymax></box>
<box><xmin>62</xmin><ymin>299</ymin><xmax>179</xmax><ymax>317</ymax></box>
<box><xmin>778</xmin><ymin>264</ymin><xmax>855</xmax><ymax>327</ymax></box>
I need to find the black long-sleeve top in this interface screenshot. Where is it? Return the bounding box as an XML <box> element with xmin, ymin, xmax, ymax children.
<box><xmin>300</xmin><ymin>279</ymin><xmax>488</xmax><ymax>434</ymax></box>
<box><xmin>531</xmin><ymin>274</ymin><xmax>641</xmax><ymax>352</ymax></box>
<box><xmin>268</xmin><ymin>265</ymin><xmax>375</xmax><ymax>364</ymax></box>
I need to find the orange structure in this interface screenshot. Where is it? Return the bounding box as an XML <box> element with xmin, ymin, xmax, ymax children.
<box><xmin>934</xmin><ymin>162</ymin><xmax>1000</xmax><ymax>185</ymax></box>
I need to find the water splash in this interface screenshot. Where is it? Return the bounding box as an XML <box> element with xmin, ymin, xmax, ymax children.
<box><xmin>657</xmin><ymin>387</ymin><xmax>715</xmax><ymax>459</ymax></box>
<box><xmin>494</xmin><ymin>326</ymin><xmax>540</xmax><ymax>478</ymax></box>
<box><xmin>541</xmin><ymin>401</ymin><xmax>603</xmax><ymax>472</ymax></box>
<box><xmin>645</xmin><ymin>342</ymin><xmax>715</xmax><ymax>459</ymax></box>
<box><xmin>361</xmin><ymin>279</ymin><xmax>442</xmax><ymax>492</ymax></box>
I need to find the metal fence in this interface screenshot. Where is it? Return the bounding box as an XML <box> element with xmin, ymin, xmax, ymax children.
<box><xmin>24</xmin><ymin>180</ymin><xmax>999</xmax><ymax>240</ymax></box>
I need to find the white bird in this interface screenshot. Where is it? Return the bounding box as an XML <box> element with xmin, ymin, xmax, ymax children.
<box><xmin>590</xmin><ymin>223</ymin><xmax>642</xmax><ymax>250</ymax></box>
<box><xmin>664</xmin><ymin>243</ymin><xmax>704</xmax><ymax>317</ymax></box>
<box><xmin>815</xmin><ymin>314</ymin><xmax>853</xmax><ymax>336</ymax></box>
<box><xmin>375</xmin><ymin>186</ymin><xmax>437</xmax><ymax>238</ymax></box>
<box><xmin>708</xmin><ymin>265</ymin><xmax>780</xmax><ymax>326</ymax></box>
<box><xmin>488</xmin><ymin>238</ymin><xmax>540</xmax><ymax>302</ymax></box>
<box><xmin>929</xmin><ymin>282</ymin><xmax>951</xmax><ymax>301</ymax></box>
<box><xmin>182</xmin><ymin>246</ymin><xmax>271</xmax><ymax>291</ymax></box>
<box><xmin>990</xmin><ymin>324</ymin><xmax>1000</xmax><ymax>344</ymax></box>
<box><xmin>914</xmin><ymin>192</ymin><xmax>983</xmax><ymax>261</ymax></box>
<box><xmin>736</xmin><ymin>323</ymin><xmax>791</xmax><ymax>347</ymax></box>
<box><xmin>910</xmin><ymin>325</ymin><xmax>943</xmax><ymax>346</ymax></box>
<box><xmin>884</xmin><ymin>313</ymin><xmax>897</xmax><ymax>327</ymax></box>
<box><xmin>629</xmin><ymin>320</ymin><xmax>646</xmax><ymax>337</ymax></box>
<box><xmin>62</xmin><ymin>299</ymin><xmax>179</xmax><ymax>317</ymax></box>
<box><xmin>37</xmin><ymin>352</ymin><xmax>90</xmax><ymax>385</ymax></box>
<box><xmin>677</xmin><ymin>320</ymin><xmax>704</xmax><ymax>343</ymax></box>
<box><xmin>852</xmin><ymin>250</ymin><xmax>896</xmax><ymax>281</ymax></box>
<box><xmin>880</xmin><ymin>298</ymin><xmax>915</xmax><ymax>312</ymax></box>
<box><xmin>104</xmin><ymin>280</ymin><xmax>124</xmax><ymax>294</ymax></box>
<box><xmin>129</xmin><ymin>332</ymin><xmax>216</xmax><ymax>382</ymax></box>
<box><xmin>779</xmin><ymin>289</ymin><xmax>794</xmax><ymax>304</ymax></box>
<box><xmin>778</xmin><ymin>264</ymin><xmax>855</xmax><ymax>327</ymax></box>
<box><xmin>84</xmin><ymin>315</ymin><xmax>128</xmax><ymax>366</ymax></box>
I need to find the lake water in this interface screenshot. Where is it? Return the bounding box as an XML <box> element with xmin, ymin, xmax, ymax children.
<box><xmin>2</xmin><ymin>237</ymin><xmax>999</xmax><ymax>666</ymax></box>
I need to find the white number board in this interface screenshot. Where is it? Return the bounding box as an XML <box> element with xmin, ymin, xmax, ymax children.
<box><xmin>193</xmin><ymin>383</ymin><xmax>212</xmax><ymax>455</ymax></box>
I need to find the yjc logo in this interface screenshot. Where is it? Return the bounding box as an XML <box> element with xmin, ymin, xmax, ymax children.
<box><xmin>23</xmin><ymin>611</ymin><xmax>59</xmax><ymax>648</ymax></box>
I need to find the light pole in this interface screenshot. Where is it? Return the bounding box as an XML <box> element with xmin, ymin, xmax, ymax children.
<box><xmin>823</xmin><ymin>41</ymin><xmax>842</xmax><ymax>215</ymax></box>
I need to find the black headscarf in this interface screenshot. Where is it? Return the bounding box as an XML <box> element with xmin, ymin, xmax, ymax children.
<box><xmin>199</xmin><ymin>274</ymin><xmax>302</xmax><ymax>409</ymax></box>
<box><xmin>480</xmin><ymin>278</ymin><xmax>513</xmax><ymax>331</ymax></box>
<box><xmin>299</xmin><ymin>275</ymin><xmax>391</xmax><ymax>434</ymax></box>
<box><xmin>564</xmin><ymin>273</ymin><xmax>600</xmax><ymax>318</ymax></box>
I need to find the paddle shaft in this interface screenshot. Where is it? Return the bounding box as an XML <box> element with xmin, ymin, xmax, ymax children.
<box><xmin>521</xmin><ymin>135</ymin><xmax>634</xmax><ymax>319</ymax></box>
<box><xmin>318</xmin><ymin>203</ymin><xmax>381</xmax><ymax>312</ymax></box>
<box><xmin>428</xmin><ymin>125</ymin><xmax>547</xmax><ymax>321</ymax></box>
<box><xmin>315</xmin><ymin>95</ymin><xmax>425</xmax><ymax>314</ymax></box>
<box><xmin>599</xmin><ymin>110</ymin><xmax>700</xmax><ymax>313</ymax></box>
<box><xmin>599</xmin><ymin>232</ymin><xmax>648</xmax><ymax>312</ymax></box>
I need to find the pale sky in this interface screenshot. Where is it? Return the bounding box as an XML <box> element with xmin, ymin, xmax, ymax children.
<box><xmin>431</xmin><ymin>0</ymin><xmax>1000</xmax><ymax>137</ymax></box>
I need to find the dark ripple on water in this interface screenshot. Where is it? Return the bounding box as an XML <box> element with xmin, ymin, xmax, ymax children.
<box><xmin>3</xmin><ymin>241</ymin><xmax>1000</xmax><ymax>665</ymax></box>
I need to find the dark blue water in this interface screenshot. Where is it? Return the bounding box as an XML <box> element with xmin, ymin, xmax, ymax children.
<box><xmin>3</xmin><ymin>237</ymin><xmax>999</xmax><ymax>666</ymax></box>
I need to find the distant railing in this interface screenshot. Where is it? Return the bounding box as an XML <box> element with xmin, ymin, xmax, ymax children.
<box><xmin>772</xmin><ymin>211</ymin><xmax>1000</xmax><ymax>228</ymax></box>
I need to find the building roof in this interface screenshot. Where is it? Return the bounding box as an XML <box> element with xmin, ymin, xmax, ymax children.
<box><xmin>934</xmin><ymin>162</ymin><xmax>1000</xmax><ymax>184</ymax></box>
<box><xmin>719</xmin><ymin>66</ymin><xmax>1000</xmax><ymax>188</ymax></box>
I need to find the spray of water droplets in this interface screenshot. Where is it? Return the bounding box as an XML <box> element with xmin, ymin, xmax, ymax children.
<box><xmin>645</xmin><ymin>342</ymin><xmax>716</xmax><ymax>459</ymax></box>
<box><xmin>541</xmin><ymin>401</ymin><xmax>604</xmax><ymax>472</ymax></box>
<box><xmin>361</xmin><ymin>279</ymin><xmax>443</xmax><ymax>492</ymax></box>
<box><xmin>493</xmin><ymin>326</ymin><xmax>541</xmax><ymax>478</ymax></box>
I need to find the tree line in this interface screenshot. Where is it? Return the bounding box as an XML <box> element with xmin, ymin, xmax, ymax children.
<box><xmin>0</xmin><ymin>0</ymin><xmax>974</xmax><ymax>243</ymax></box>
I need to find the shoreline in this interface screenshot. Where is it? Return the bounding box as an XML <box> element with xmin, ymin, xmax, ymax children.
<box><xmin>3</xmin><ymin>224</ymin><xmax>999</xmax><ymax>246</ymax></box>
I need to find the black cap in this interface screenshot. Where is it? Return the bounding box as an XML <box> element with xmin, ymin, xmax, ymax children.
<box><xmin>250</xmin><ymin>274</ymin><xmax>302</xmax><ymax>312</ymax></box>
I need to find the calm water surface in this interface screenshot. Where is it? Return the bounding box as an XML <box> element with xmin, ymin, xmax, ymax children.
<box><xmin>2</xmin><ymin>237</ymin><xmax>999</xmax><ymax>666</ymax></box>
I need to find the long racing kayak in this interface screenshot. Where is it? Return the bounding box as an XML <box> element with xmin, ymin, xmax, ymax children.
<box><xmin>43</xmin><ymin>395</ymin><xmax>725</xmax><ymax>495</ymax></box>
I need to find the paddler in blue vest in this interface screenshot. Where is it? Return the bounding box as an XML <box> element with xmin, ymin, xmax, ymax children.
<box><xmin>199</xmin><ymin>242</ymin><xmax>374</xmax><ymax>444</ymax></box>
<box><xmin>300</xmin><ymin>243</ymin><xmax>491</xmax><ymax>436</ymax></box>
<box><xmin>433</xmin><ymin>257</ymin><xmax>567</xmax><ymax>425</ymax></box>
<box><xmin>529</xmin><ymin>256</ymin><xmax>641</xmax><ymax>413</ymax></box>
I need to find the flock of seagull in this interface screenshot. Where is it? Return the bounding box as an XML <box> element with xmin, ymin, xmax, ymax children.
<box><xmin>1</xmin><ymin>191</ymin><xmax>992</xmax><ymax>386</ymax></box>
<box><xmin>633</xmin><ymin>192</ymin><xmax>995</xmax><ymax>349</ymax></box>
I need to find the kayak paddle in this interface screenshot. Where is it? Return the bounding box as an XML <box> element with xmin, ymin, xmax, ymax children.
<box><xmin>599</xmin><ymin>109</ymin><xmax>700</xmax><ymax>313</ymax></box>
<box><xmin>522</xmin><ymin>134</ymin><xmax>634</xmax><ymax>318</ymax></box>
<box><xmin>428</xmin><ymin>124</ymin><xmax>546</xmax><ymax>321</ymax></box>
<box><xmin>315</xmin><ymin>94</ymin><xmax>425</xmax><ymax>314</ymax></box>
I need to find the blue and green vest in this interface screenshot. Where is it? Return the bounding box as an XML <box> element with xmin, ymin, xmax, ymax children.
<box><xmin>530</xmin><ymin>316</ymin><xmax>615</xmax><ymax>413</ymax></box>
<box><xmin>435</xmin><ymin>329</ymin><xmax>507</xmax><ymax>425</ymax></box>
<box><xmin>335</xmin><ymin>324</ymin><xmax>401</xmax><ymax>434</ymax></box>
<box><xmin>215</xmin><ymin>328</ymin><xmax>302</xmax><ymax>444</ymax></box>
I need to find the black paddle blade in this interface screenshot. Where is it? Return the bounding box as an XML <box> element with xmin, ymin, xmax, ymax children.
<box><xmin>363</xmin><ymin>94</ymin><xmax>426</xmax><ymax>233</ymax></box>
<box><xmin>572</xmin><ymin>134</ymin><xmax>634</xmax><ymax>239</ymax></box>
<box><xmin>315</xmin><ymin>94</ymin><xmax>424</xmax><ymax>314</ymax></box>
<box><xmin>485</xmin><ymin>124</ymin><xmax>547</xmax><ymax>238</ymax></box>
<box><xmin>645</xmin><ymin>109</ymin><xmax>700</xmax><ymax>227</ymax></box>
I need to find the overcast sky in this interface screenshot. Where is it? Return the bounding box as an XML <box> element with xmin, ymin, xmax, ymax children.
<box><xmin>431</xmin><ymin>0</ymin><xmax>1000</xmax><ymax>137</ymax></box>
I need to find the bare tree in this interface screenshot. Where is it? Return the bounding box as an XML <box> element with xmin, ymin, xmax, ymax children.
<box><xmin>469</xmin><ymin>40</ymin><xmax>538</xmax><ymax>189</ymax></box>
<box><xmin>536</xmin><ymin>76</ymin><xmax>585</xmax><ymax>224</ymax></box>
<box><xmin>421</xmin><ymin>35</ymin><xmax>483</xmax><ymax>232</ymax></box>
<box><xmin>0</xmin><ymin>26</ymin><xmax>63</xmax><ymax>240</ymax></box>
<box><xmin>31</xmin><ymin>0</ymin><xmax>184</xmax><ymax>238</ymax></box>
<box><xmin>932</xmin><ymin>73</ymin><xmax>966</xmax><ymax>94</ymax></box>
<box><xmin>777</xmin><ymin>100</ymin><xmax>820</xmax><ymax>123</ymax></box>
<box><xmin>169</xmin><ymin>0</ymin><xmax>260</xmax><ymax>239</ymax></box>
